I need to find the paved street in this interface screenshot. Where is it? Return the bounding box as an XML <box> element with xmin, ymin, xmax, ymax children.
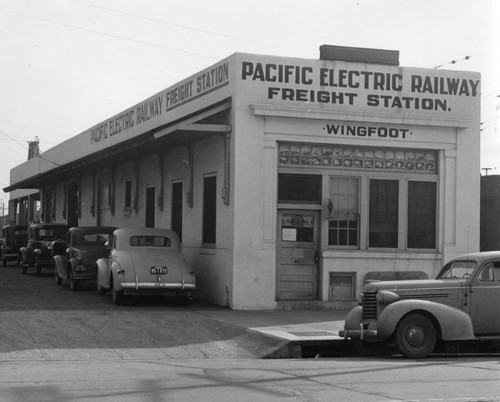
<box><xmin>2</xmin><ymin>264</ymin><xmax>500</xmax><ymax>401</ymax></box>
<box><xmin>0</xmin><ymin>264</ymin><xmax>346</xmax><ymax>361</ymax></box>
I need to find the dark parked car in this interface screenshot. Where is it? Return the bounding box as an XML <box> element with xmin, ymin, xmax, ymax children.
<box><xmin>20</xmin><ymin>223</ymin><xmax>69</xmax><ymax>275</ymax></box>
<box><xmin>54</xmin><ymin>226</ymin><xmax>115</xmax><ymax>290</ymax></box>
<box><xmin>1</xmin><ymin>225</ymin><xmax>28</xmax><ymax>266</ymax></box>
<box><xmin>339</xmin><ymin>251</ymin><xmax>500</xmax><ymax>358</ymax></box>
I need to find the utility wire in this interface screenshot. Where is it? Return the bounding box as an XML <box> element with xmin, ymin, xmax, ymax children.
<box><xmin>68</xmin><ymin>0</ymin><xmax>314</xmax><ymax>56</ymax></box>
<box><xmin>434</xmin><ymin>46</ymin><xmax>499</xmax><ymax>69</ymax></box>
<box><xmin>0</xmin><ymin>129</ymin><xmax>61</xmax><ymax>167</ymax></box>
<box><xmin>0</xmin><ymin>7</ymin><xmax>219</xmax><ymax>60</ymax></box>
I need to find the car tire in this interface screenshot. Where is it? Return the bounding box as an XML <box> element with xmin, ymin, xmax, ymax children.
<box><xmin>395</xmin><ymin>313</ymin><xmax>437</xmax><ymax>359</ymax></box>
<box><xmin>55</xmin><ymin>271</ymin><xmax>62</xmax><ymax>285</ymax></box>
<box><xmin>111</xmin><ymin>276</ymin><xmax>124</xmax><ymax>305</ymax></box>
<box><xmin>69</xmin><ymin>270</ymin><xmax>78</xmax><ymax>291</ymax></box>
<box><xmin>97</xmin><ymin>280</ymin><xmax>107</xmax><ymax>296</ymax></box>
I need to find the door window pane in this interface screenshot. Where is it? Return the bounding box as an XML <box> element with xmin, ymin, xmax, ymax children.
<box><xmin>408</xmin><ymin>181</ymin><xmax>436</xmax><ymax>249</ymax></box>
<box><xmin>369</xmin><ymin>179</ymin><xmax>398</xmax><ymax>248</ymax></box>
<box><xmin>281</xmin><ymin>214</ymin><xmax>314</xmax><ymax>242</ymax></box>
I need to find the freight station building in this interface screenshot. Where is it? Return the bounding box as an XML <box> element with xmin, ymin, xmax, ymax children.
<box><xmin>4</xmin><ymin>46</ymin><xmax>481</xmax><ymax>309</ymax></box>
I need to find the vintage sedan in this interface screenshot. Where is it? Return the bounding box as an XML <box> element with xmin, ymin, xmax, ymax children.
<box><xmin>20</xmin><ymin>223</ymin><xmax>69</xmax><ymax>275</ymax></box>
<box><xmin>1</xmin><ymin>225</ymin><xmax>28</xmax><ymax>266</ymax></box>
<box><xmin>54</xmin><ymin>226</ymin><xmax>115</xmax><ymax>291</ymax></box>
<box><xmin>339</xmin><ymin>251</ymin><xmax>500</xmax><ymax>358</ymax></box>
<box><xmin>96</xmin><ymin>227</ymin><xmax>196</xmax><ymax>304</ymax></box>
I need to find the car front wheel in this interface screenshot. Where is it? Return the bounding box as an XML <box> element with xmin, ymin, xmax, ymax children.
<box><xmin>69</xmin><ymin>269</ymin><xmax>78</xmax><ymax>291</ymax></box>
<box><xmin>55</xmin><ymin>270</ymin><xmax>62</xmax><ymax>285</ymax></box>
<box><xmin>395</xmin><ymin>313</ymin><xmax>437</xmax><ymax>359</ymax></box>
<box><xmin>96</xmin><ymin>278</ymin><xmax>107</xmax><ymax>295</ymax></box>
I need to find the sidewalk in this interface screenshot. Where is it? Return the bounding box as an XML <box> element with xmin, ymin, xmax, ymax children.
<box><xmin>198</xmin><ymin>308</ymin><xmax>349</xmax><ymax>358</ymax></box>
<box><xmin>201</xmin><ymin>308</ymin><xmax>346</xmax><ymax>340</ymax></box>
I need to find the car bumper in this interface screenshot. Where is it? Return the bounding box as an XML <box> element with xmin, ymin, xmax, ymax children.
<box><xmin>2</xmin><ymin>253</ymin><xmax>19</xmax><ymax>260</ymax></box>
<box><xmin>339</xmin><ymin>324</ymin><xmax>378</xmax><ymax>340</ymax></box>
<box><xmin>120</xmin><ymin>282</ymin><xmax>195</xmax><ymax>295</ymax></box>
<box><xmin>73</xmin><ymin>272</ymin><xmax>96</xmax><ymax>281</ymax></box>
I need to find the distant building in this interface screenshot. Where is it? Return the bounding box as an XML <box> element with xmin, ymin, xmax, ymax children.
<box><xmin>4</xmin><ymin>46</ymin><xmax>481</xmax><ymax>309</ymax></box>
<box><xmin>481</xmin><ymin>174</ymin><xmax>500</xmax><ymax>251</ymax></box>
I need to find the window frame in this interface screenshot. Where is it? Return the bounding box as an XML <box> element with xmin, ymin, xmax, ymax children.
<box><xmin>124</xmin><ymin>179</ymin><xmax>132</xmax><ymax>210</ymax></box>
<box><xmin>327</xmin><ymin>175</ymin><xmax>360</xmax><ymax>249</ymax></box>
<box><xmin>407</xmin><ymin>180</ymin><xmax>438</xmax><ymax>250</ymax></box>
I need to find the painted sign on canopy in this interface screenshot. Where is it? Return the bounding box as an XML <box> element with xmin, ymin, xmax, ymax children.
<box><xmin>90</xmin><ymin>60</ymin><xmax>230</xmax><ymax>146</ymax></box>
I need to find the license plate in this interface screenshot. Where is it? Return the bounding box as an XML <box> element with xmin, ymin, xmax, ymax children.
<box><xmin>151</xmin><ymin>266</ymin><xmax>168</xmax><ymax>275</ymax></box>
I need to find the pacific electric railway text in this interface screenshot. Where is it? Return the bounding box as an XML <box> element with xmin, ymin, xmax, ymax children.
<box><xmin>241</xmin><ymin>62</ymin><xmax>480</xmax><ymax>112</ymax></box>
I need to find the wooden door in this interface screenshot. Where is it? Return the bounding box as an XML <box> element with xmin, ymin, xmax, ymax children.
<box><xmin>277</xmin><ymin>210</ymin><xmax>319</xmax><ymax>300</ymax></box>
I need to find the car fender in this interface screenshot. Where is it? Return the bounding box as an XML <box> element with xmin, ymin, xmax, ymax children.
<box><xmin>53</xmin><ymin>254</ymin><xmax>69</xmax><ymax>278</ymax></box>
<box><xmin>20</xmin><ymin>247</ymin><xmax>27</xmax><ymax>259</ymax></box>
<box><xmin>96</xmin><ymin>258</ymin><xmax>111</xmax><ymax>289</ymax></box>
<box><xmin>110</xmin><ymin>261</ymin><xmax>125</xmax><ymax>290</ymax></box>
<box><xmin>377</xmin><ymin>299</ymin><xmax>476</xmax><ymax>341</ymax></box>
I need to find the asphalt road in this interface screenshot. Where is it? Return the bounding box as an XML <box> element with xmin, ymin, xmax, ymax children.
<box><xmin>2</xmin><ymin>264</ymin><xmax>500</xmax><ymax>401</ymax></box>
<box><xmin>0</xmin><ymin>264</ymin><xmax>293</xmax><ymax>360</ymax></box>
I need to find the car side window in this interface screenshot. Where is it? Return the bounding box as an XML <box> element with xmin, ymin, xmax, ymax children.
<box><xmin>479</xmin><ymin>262</ymin><xmax>500</xmax><ymax>282</ymax></box>
<box><xmin>130</xmin><ymin>236</ymin><xmax>171</xmax><ymax>247</ymax></box>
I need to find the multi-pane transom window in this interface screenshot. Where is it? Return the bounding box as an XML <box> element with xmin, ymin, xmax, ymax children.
<box><xmin>328</xmin><ymin>177</ymin><xmax>360</xmax><ymax>247</ymax></box>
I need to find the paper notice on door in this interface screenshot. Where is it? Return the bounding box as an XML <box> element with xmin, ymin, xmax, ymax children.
<box><xmin>282</xmin><ymin>228</ymin><xmax>297</xmax><ymax>241</ymax></box>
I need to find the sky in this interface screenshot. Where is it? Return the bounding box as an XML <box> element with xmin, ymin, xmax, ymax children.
<box><xmin>0</xmin><ymin>0</ymin><xmax>499</xmax><ymax>210</ymax></box>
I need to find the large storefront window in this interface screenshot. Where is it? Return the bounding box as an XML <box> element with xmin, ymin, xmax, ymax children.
<box><xmin>369</xmin><ymin>179</ymin><xmax>399</xmax><ymax>248</ymax></box>
<box><xmin>278</xmin><ymin>143</ymin><xmax>438</xmax><ymax>251</ymax></box>
<box><xmin>408</xmin><ymin>181</ymin><xmax>437</xmax><ymax>249</ymax></box>
<box><xmin>328</xmin><ymin>176</ymin><xmax>359</xmax><ymax>247</ymax></box>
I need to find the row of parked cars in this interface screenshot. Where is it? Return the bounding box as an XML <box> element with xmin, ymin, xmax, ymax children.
<box><xmin>0</xmin><ymin>223</ymin><xmax>196</xmax><ymax>304</ymax></box>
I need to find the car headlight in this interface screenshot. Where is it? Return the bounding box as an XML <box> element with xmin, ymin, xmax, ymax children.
<box><xmin>75</xmin><ymin>265</ymin><xmax>86</xmax><ymax>272</ymax></box>
<box><xmin>376</xmin><ymin>290</ymin><xmax>400</xmax><ymax>305</ymax></box>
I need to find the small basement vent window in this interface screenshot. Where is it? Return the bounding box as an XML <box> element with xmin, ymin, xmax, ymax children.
<box><xmin>329</xmin><ymin>273</ymin><xmax>356</xmax><ymax>301</ymax></box>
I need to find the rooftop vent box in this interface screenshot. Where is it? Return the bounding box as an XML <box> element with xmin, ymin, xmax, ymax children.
<box><xmin>319</xmin><ymin>45</ymin><xmax>399</xmax><ymax>66</ymax></box>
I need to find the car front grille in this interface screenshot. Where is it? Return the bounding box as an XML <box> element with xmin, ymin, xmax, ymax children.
<box><xmin>362</xmin><ymin>291</ymin><xmax>378</xmax><ymax>320</ymax></box>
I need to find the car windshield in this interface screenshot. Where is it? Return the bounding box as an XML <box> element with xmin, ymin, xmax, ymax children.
<box><xmin>13</xmin><ymin>229</ymin><xmax>28</xmax><ymax>238</ymax></box>
<box><xmin>73</xmin><ymin>233</ymin><xmax>112</xmax><ymax>247</ymax></box>
<box><xmin>437</xmin><ymin>260</ymin><xmax>476</xmax><ymax>279</ymax></box>
<box><xmin>130</xmin><ymin>236</ymin><xmax>171</xmax><ymax>247</ymax></box>
<box><xmin>36</xmin><ymin>227</ymin><xmax>67</xmax><ymax>240</ymax></box>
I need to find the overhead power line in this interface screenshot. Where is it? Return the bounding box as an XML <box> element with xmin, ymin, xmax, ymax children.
<box><xmin>69</xmin><ymin>0</ymin><xmax>313</xmax><ymax>55</ymax></box>
<box><xmin>0</xmin><ymin>7</ymin><xmax>219</xmax><ymax>60</ymax></box>
<box><xmin>434</xmin><ymin>46</ymin><xmax>499</xmax><ymax>69</ymax></box>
